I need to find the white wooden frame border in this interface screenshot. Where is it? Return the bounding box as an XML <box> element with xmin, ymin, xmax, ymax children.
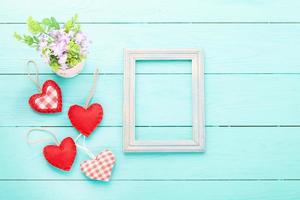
<box><xmin>123</xmin><ymin>49</ymin><xmax>205</xmax><ymax>152</ymax></box>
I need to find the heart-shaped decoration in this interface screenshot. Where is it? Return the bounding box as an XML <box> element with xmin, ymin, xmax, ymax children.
<box><xmin>43</xmin><ymin>137</ymin><xmax>77</xmax><ymax>171</ymax></box>
<box><xmin>80</xmin><ymin>149</ymin><xmax>116</xmax><ymax>181</ymax></box>
<box><xmin>29</xmin><ymin>80</ymin><xmax>62</xmax><ymax>113</ymax></box>
<box><xmin>68</xmin><ymin>103</ymin><xmax>103</xmax><ymax>137</ymax></box>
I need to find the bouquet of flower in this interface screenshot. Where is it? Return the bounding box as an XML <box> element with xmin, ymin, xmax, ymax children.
<box><xmin>14</xmin><ymin>15</ymin><xmax>89</xmax><ymax>75</ymax></box>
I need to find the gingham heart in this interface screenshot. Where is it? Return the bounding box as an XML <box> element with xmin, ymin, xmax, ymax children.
<box><xmin>29</xmin><ymin>80</ymin><xmax>62</xmax><ymax>113</ymax></box>
<box><xmin>80</xmin><ymin>149</ymin><xmax>116</xmax><ymax>181</ymax></box>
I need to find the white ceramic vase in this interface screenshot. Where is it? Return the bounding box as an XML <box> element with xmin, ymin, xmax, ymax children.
<box><xmin>55</xmin><ymin>62</ymin><xmax>84</xmax><ymax>78</ymax></box>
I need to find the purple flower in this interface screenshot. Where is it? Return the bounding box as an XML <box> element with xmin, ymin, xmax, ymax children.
<box><xmin>60</xmin><ymin>63</ymin><xmax>68</xmax><ymax>70</ymax></box>
<box><xmin>38</xmin><ymin>40</ymin><xmax>48</xmax><ymax>50</ymax></box>
<box><xmin>68</xmin><ymin>30</ymin><xmax>75</xmax><ymax>38</ymax></box>
<box><xmin>38</xmin><ymin>33</ymin><xmax>48</xmax><ymax>40</ymax></box>
<box><xmin>75</xmin><ymin>32</ymin><xmax>90</xmax><ymax>55</ymax></box>
<box><xmin>49</xmin><ymin>29</ymin><xmax>70</xmax><ymax>43</ymax></box>
<box><xmin>37</xmin><ymin>33</ymin><xmax>49</xmax><ymax>51</ymax></box>
<box><xmin>36</xmin><ymin>26</ymin><xmax>90</xmax><ymax>71</ymax></box>
<box><xmin>49</xmin><ymin>30</ymin><xmax>60</xmax><ymax>38</ymax></box>
<box><xmin>57</xmin><ymin>52</ymin><xmax>68</xmax><ymax>70</ymax></box>
<box><xmin>50</xmin><ymin>41</ymin><xmax>67</xmax><ymax>57</ymax></box>
<box><xmin>59</xmin><ymin>33</ymin><xmax>70</xmax><ymax>44</ymax></box>
<box><xmin>58</xmin><ymin>53</ymin><xmax>67</xmax><ymax>65</ymax></box>
<box><xmin>75</xmin><ymin>32</ymin><xmax>87</xmax><ymax>44</ymax></box>
<box><xmin>41</xmin><ymin>49</ymin><xmax>51</xmax><ymax>64</ymax></box>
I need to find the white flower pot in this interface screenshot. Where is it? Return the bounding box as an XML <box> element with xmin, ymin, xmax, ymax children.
<box><xmin>55</xmin><ymin>62</ymin><xmax>84</xmax><ymax>78</ymax></box>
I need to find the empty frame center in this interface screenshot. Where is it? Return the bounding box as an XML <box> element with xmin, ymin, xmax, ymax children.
<box><xmin>135</xmin><ymin>60</ymin><xmax>193</xmax><ymax>141</ymax></box>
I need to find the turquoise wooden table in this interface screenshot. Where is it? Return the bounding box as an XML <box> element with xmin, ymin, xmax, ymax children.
<box><xmin>1</xmin><ymin>1</ymin><xmax>300</xmax><ymax>199</ymax></box>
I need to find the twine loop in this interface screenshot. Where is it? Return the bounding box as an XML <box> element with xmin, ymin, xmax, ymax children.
<box><xmin>26</xmin><ymin>67</ymin><xmax>100</xmax><ymax>159</ymax></box>
<box><xmin>26</xmin><ymin>130</ymin><xmax>95</xmax><ymax>159</ymax></box>
<box><xmin>27</xmin><ymin>128</ymin><xmax>60</xmax><ymax>146</ymax></box>
<box><xmin>84</xmin><ymin>68</ymin><xmax>99</xmax><ymax>108</ymax></box>
<box><xmin>27</xmin><ymin>60</ymin><xmax>41</xmax><ymax>92</ymax></box>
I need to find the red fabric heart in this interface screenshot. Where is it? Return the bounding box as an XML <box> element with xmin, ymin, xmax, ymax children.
<box><xmin>68</xmin><ymin>103</ymin><xmax>103</xmax><ymax>137</ymax></box>
<box><xmin>28</xmin><ymin>80</ymin><xmax>62</xmax><ymax>113</ymax></box>
<box><xmin>43</xmin><ymin>137</ymin><xmax>77</xmax><ymax>171</ymax></box>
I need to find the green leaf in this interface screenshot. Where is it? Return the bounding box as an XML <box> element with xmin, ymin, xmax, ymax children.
<box><xmin>49</xmin><ymin>55</ymin><xmax>60</xmax><ymax>71</ymax></box>
<box><xmin>64</xmin><ymin>14</ymin><xmax>80</xmax><ymax>33</ymax></box>
<box><xmin>27</xmin><ymin>16</ymin><xmax>44</xmax><ymax>34</ymax></box>
<box><xmin>23</xmin><ymin>35</ymin><xmax>34</xmax><ymax>46</ymax></box>
<box><xmin>74</xmin><ymin>23</ymin><xmax>80</xmax><ymax>32</ymax></box>
<box><xmin>33</xmin><ymin>36</ymin><xmax>39</xmax><ymax>43</ymax></box>
<box><xmin>49</xmin><ymin>63</ymin><xmax>60</xmax><ymax>72</ymax></box>
<box><xmin>13</xmin><ymin>32</ymin><xmax>22</xmax><ymax>41</ymax></box>
<box><xmin>50</xmin><ymin>17</ymin><xmax>60</xmax><ymax>29</ymax></box>
<box><xmin>73</xmin><ymin>14</ymin><xmax>78</xmax><ymax>22</ymax></box>
<box><xmin>42</xmin><ymin>17</ymin><xmax>60</xmax><ymax>31</ymax></box>
<box><xmin>64</xmin><ymin>20</ymin><xmax>73</xmax><ymax>32</ymax></box>
<box><xmin>42</xmin><ymin>18</ymin><xmax>51</xmax><ymax>26</ymax></box>
<box><xmin>65</xmin><ymin>39</ymin><xmax>82</xmax><ymax>67</ymax></box>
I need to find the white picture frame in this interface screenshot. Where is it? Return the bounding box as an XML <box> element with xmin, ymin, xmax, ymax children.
<box><xmin>123</xmin><ymin>49</ymin><xmax>205</xmax><ymax>152</ymax></box>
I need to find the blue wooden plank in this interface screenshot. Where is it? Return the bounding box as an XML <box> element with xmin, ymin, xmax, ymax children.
<box><xmin>1</xmin><ymin>127</ymin><xmax>300</xmax><ymax>179</ymax></box>
<box><xmin>2</xmin><ymin>1</ymin><xmax>299</xmax><ymax>199</ymax></box>
<box><xmin>1</xmin><ymin>0</ymin><xmax>300</xmax><ymax>22</ymax></box>
<box><xmin>135</xmin><ymin>74</ymin><xmax>192</xmax><ymax>126</ymax></box>
<box><xmin>136</xmin><ymin>127</ymin><xmax>193</xmax><ymax>140</ymax></box>
<box><xmin>0</xmin><ymin>75</ymin><xmax>122</xmax><ymax>127</ymax></box>
<box><xmin>136</xmin><ymin>60</ymin><xmax>192</xmax><ymax>73</ymax></box>
<box><xmin>3</xmin><ymin>24</ymin><xmax>300</xmax><ymax>73</ymax></box>
<box><xmin>1</xmin><ymin>74</ymin><xmax>300</xmax><ymax>126</ymax></box>
<box><xmin>1</xmin><ymin>181</ymin><xmax>300</xmax><ymax>200</ymax></box>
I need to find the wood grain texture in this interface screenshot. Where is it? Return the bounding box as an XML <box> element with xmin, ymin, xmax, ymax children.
<box><xmin>1</xmin><ymin>74</ymin><xmax>300</xmax><ymax>126</ymax></box>
<box><xmin>1</xmin><ymin>0</ymin><xmax>300</xmax><ymax>22</ymax></box>
<box><xmin>1</xmin><ymin>0</ymin><xmax>300</xmax><ymax>198</ymax></box>
<box><xmin>1</xmin><ymin>127</ymin><xmax>300</xmax><ymax>180</ymax></box>
<box><xmin>1</xmin><ymin>181</ymin><xmax>300</xmax><ymax>200</ymax></box>
<box><xmin>3</xmin><ymin>24</ymin><xmax>300</xmax><ymax>73</ymax></box>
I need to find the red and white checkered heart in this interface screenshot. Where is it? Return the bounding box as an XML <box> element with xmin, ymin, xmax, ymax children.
<box><xmin>29</xmin><ymin>80</ymin><xmax>62</xmax><ymax>113</ymax></box>
<box><xmin>80</xmin><ymin>149</ymin><xmax>116</xmax><ymax>181</ymax></box>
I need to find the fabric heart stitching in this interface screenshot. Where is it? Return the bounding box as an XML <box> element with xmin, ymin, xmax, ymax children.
<box><xmin>29</xmin><ymin>80</ymin><xmax>62</xmax><ymax>113</ymax></box>
<box><xmin>68</xmin><ymin>103</ymin><xmax>103</xmax><ymax>137</ymax></box>
<box><xmin>80</xmin><ymin>149</ymin><xmax>116</xmax><ymax>181</ymax></box>
<box><xmin>43</xmin><ymin>137</ymin><xmax>77</xmax><ymax>171</ymax></box>
<box><xmin>26</xmin><ymin>61</ymin><xmax>62</xmax><ymax>113</ymax></box>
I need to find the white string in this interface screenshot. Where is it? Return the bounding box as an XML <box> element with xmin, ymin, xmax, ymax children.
<box><xmin>26</xmin><ymin>60</ymin><xmax>41</xmax><ymax>92</ymax></box>
<box><xmin>75</xmin><ymin>134</ymin><xmax>95</xmax><ymax>159</ymax></box>
<box><xmin>83</xmin><ymin>136</ymin><xmax>86</xmax><ymax>147</ymax></box>
<box><xmin>76</xmin><ymin>144</ymin><xmax>95</xmax><ymax>159</ymax></box>
<box><xmin>26</xmin><ymin>128</ymin><xmax>59</xmax><ymax>146</ymax></box>
<box><xmin>27</xmin><ymin>129</ymin><xmax>96</xmax><ymax>159</ymax></box>
<box><xmin>84</xmin><ymin>68</ymin><xmax>99</xmax><ymax>108</ymax></box>
<box><xmin>79</xmin><ymin>68</ymin><xmax>99</xmax><ymax>158</ymax></box>
<box><xmin>75</xmin><ymin>134</ymin><xmax>82</xmax><ymax>142</ymax></box>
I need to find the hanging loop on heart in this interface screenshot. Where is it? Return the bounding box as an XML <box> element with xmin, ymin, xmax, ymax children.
<box><xmin>84</xmin><ymin>68</ymin><xmax>99</xmax><ymax>109</ymax></box>
<box><xmin>26</xmin><ymin>128</ymin><xmax>77</xmax><ymax>172</ymax></box>
<box><xmin>26</xmin><ymin>128</ymin><xmax>60</xmax><ymax>146</ymax></box>
<box><xmin>68</xmin><ymin>68</ymin><xmax>103</xmax><ymax>137</ymax></box>
<box><xmin>75</xmin><ymin>134</ymin><xmax>96</xmax><ymax>159</ymax></box>
<box><xmin>27</xmin><ymin>60</ymin><xmax>42</xmax><ymax>92</ymax></box>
